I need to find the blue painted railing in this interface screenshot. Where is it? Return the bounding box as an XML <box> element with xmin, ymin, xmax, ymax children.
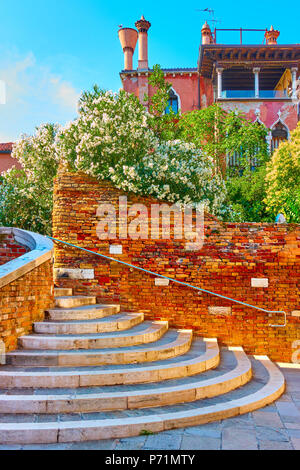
<box><xmin>48</xmin><ymin>236</ymin><xmax>287</xmax><ymax>327</ymax></box>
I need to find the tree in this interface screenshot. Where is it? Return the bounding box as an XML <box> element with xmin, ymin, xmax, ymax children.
<box><xmin>178</xmin><ymin>104</ymin><xmax>271</xmax><ymax>221</ymax></box>
<box><xmin>265</xmin><ymin>122</ymin><xmax>300</xmax><ymax>222</ymax></box>
<box><xmin>145</xmin><ymin>64</ymin><xmax>180</xmax><ymax>142</ymax></box>
<box><xmin>178</xmin><ymin>104</ymin><xmax>269</xmax><ymax>176</ymax></box>
<box><xmin>226</xmin><ymin>165</ymin><xmax>270</xmax><ymax>222</ymax></box>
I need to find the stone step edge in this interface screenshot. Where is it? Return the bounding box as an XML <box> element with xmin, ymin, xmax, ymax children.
<box><xmin>55</xmin><ymin>296</ymin><xmax>97</xmax><ymax>309</ymax></box>
<box><xmin>0</xmin><ymin>338</ymin><xmax>218</xmax><ymax>389</ymax></box>
<box><xmin>0</xmin><ymin>348</ymin><xmax>251</xmax><ymax>414</ymax></box>
<box><xmin>33</xmin><ymin>313</ymin><xmax>145</xmax><ymax>334</ymax></box>
<box><xmin>0</xmin><ymin>358</ymin><xmax>285</xmax><ymax>444</ymax></box>
<box><xmin>46</xmin><ymin>304</ymin><xmax>121</xmax><ymax>321</ymax></box>
<box><xmin>19</xmin><ymin>321</ymin><xmax>169</xmax><ymax>351</ymax></box>
<box><xmin>6</xmin><ymin>330</ymin><xmax>193</xmax><ymax>367</ymax></box>
<box><xmin>54</xmin><ymin>288</ymin><xmax>73</xmax><ymax>298</ymax></box>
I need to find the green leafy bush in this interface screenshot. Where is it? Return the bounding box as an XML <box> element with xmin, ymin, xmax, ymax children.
<box><xmin>0</xmin><ymin>123</ymin><xmax>59</xmax><ymax>234</ymax></box>
<box><xmin>265</xmin><ymin>122</ymin><xmax>300</xmax><ymax>222</ymax></box>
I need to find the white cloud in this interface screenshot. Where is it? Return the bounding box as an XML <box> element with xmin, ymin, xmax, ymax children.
<box><xmin>0</xmin><ymin>47</ymin><xmax>80</xmax><ymax>141</ymax></box>
<box><xmin>49</xmin><ymin>77</ymin><xmax>80</xmax><ymax>110</ymax></box>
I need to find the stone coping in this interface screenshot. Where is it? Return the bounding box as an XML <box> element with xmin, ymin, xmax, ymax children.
<box><xmin>0</xmin><ymin>228</ymin><xmax>53</xmax><ymax>289</ymax></box>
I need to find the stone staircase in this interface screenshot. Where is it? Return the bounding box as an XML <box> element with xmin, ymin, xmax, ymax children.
<box><xmin>0</xmin><ymin>289</ymin><xmax>285</xmax><ymax>445</ymax></box>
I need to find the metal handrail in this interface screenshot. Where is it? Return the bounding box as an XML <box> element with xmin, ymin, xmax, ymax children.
<box><xmin>48</xmin><ymin>236</ymin><xmax>287</xmax><ymax>328</ymax></box>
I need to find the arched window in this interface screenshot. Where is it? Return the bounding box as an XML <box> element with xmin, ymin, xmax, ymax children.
<box><xmin>165</xmin><ymin>89</ymin><xmax>179</xmax><ymax>114</ymax></box>
<box><xmin>271</xmin><ymin>121</ymin><xmax>288</xmax><ymax>153</ymax></box>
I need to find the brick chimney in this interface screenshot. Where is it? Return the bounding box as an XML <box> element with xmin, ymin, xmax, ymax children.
<box><xmin>135</xmin><ymin>15</ymin><xmax>151</xmax><ymax>70</ymax></box>
<box><xmin>118</xmin><ymin>27</ymin><xmax>138</xmax><ymax>71</ymax></box>
<box><xmin>265</xmin><ymin>25</ymin><xmax>280</xmax><ymax>45</ymax></box>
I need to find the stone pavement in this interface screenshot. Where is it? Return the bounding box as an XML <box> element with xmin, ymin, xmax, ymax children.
<box><xmin>0</xmin><ymin>365</ymin><xmax>299</xmax><ymax>451</ymax></box>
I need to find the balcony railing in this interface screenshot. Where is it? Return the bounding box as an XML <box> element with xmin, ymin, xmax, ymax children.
<box><xmin>221</xmin><ymin>90</ymin><xmax>289</xmax><ymax>99</ymax></box>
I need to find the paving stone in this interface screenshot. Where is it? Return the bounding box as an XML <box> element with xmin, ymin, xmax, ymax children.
<box><xmin>276</xmin><ymin>401</ymin><xmax>300</xmax><ymax>416</ymax></box>
<box><xmin>276</xmin><ymin>393</ymin><xmax>293</xmax><ymax>402</ymax></box>
<box><xmin>221</xmin><ymin>414</ymin><xmax>254</xmax><ymax>429</ymax></box>
<box><xmin>0</xmin><ymin>414</ymin><xmax>33</xmax><ymax>423</ymax></box>
<box><xmin>291</xmin><ymin>438</ymin><xmax>300</xmax><ymax>450</ymax></box>
<box><xmin>68</xmin><ymin>440</ymin><xmax>117</xmax><ymax>450</ymax></box>
<box><xmin>0</xmin><ymin>445</ymin><xmax>23</xmax><ymax>450</ymax></box>
<box><xmin>259</xmin><ymin>404</ymin><xmax>278</xmax><ymax>412</ymax></box>
<box><xmin>284</xmin><ymin>422</ymin><xmax>300</xmax><ymax>430</ymax></box>
<box><xmin>222</xmin><ymin>428</ymin><xmax>258</xmax><ymax>450</ymax></box>
<box><xmin>183</xmin><ymin>423</ymin><xmax>221</xmax><ymax>438</ymax></box>
<box><xmin>181</xmin><ymin>435</ymin><xmax>221</xmax><ymax>450</ymax></box>
<box><xmin>21</xmin><ymin>443</ymin><xmax>72</xmax><ymax>450</ymax></box>
<box><xmin>276</xmin><ymin>402</ymin><xmax>300</xmax><ymax>423</ymax></box>
<box><xmin>252</xmin><ymin>411</ymin><xmax>283</xmax><ymax>428</ymax></box>
<box><xmin>286</xmin><ymin>429</ymin><xmax>300</xmax><ymax>439</ymax></box>
<box><xmin>255</xmin><ymin>426</ymin><xmax>290</xmax><ymax>442</ymax></box>
<box><xmin>115</xmin><ymin>436</ymin><xmax>147</xmax><ymax>450</ymax></box>
<box><xmin>259</xmin><ymin>440</ymin><xmax>293</xmax><ymax>450</ymax></box>
<box><xmin>144</xmin><ymin>432</ymin><xmax>183</xmax><ymax>450</ymax></box>
<box><xmin>284</xmin><ymin>377</ymin><xmax>300</xmax><ymax>392</ymax></box>
<box><xmin>59</xmin><ymin>413</ymin><xmax>82</xmax><ymax>422</ymax></box>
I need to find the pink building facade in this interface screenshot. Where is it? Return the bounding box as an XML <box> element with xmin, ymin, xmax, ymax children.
<box><xmin>119</xmin><ymin>18</ymin><xmax>300</xmax><ymax>152</ymax></box>
<box><xmin>0</xmin><ymin>143</ymin><xmax>20</xmax><ymax>175</ymax></box>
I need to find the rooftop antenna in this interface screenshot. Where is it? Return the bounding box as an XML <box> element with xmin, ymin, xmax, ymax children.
<box><xmin>195</xmin><ymin>8</ymin><xmax>221</xmax><ymax>40</ymax></box>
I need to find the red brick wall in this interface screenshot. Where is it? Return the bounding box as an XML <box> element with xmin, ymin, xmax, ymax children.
<box><xmin>0</xmin><ymin>233</ymin><xmax>28</xmax><ymax>266</ymax></box>
<box><xmin>0</xmin><ymin>259</ymin><xmax>54</xmax><ymax>352</ymax></box>
<box><xmin>53</xmin><ymin>172</ymin><xmax>300</xmax><ymax>362</ymax></box>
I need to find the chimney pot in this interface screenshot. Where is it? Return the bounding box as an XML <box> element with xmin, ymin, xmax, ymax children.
<box><xmin>201</xmin><ymin>21</ymin><xmax>213</xmax><ymax>45</ymax></box>
<box><xmin>118</xmin><ymin>27</ymin><xmax>138</xmax><ymax>70</ymax></box>
<box><xmin>265</xmin><ymin>25</ymin><xmax>280</xmax><ymax>45</ymax></box>
<box><xmin>135</xmin><ymin>16</ymin><xmax>151</xmax><ymax>69</ymax></box>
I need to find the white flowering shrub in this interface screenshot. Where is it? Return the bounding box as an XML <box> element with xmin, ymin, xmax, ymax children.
<box><xmin>56</xmin><ymin>87</ymin><xmax>157</xmax><ymax>177</ymax></box>
<box><xmin>0</xmin><ymin>123</ymin><xmax>59</xmax><ymax>234</ymax></box>
<box><xmin>107</xmin><ymin>140</ymin><xmax>226</xmax><ymax>213</ymax></box>
<box><xmin>0</xmin><ymin>87</ymin><xmax>228</xmax><ymax>235</ymax></box>
<box><xmin>57</xmin><ymin>87</ymin><xmax>227</xmax><ymax>215</ymax></box>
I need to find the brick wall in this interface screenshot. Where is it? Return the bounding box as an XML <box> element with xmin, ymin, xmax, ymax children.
<box><xmin>53</xmin><ymin>171</ymin><xmax>300</xmax><ymax>362</ymax></box>
<box><xmin>0</xmin><ymin>260</ymin><xmax>54</xmax><ymax>352</ymax></box>
<box><xmin>0</xmin><ymin>229</ymin><xmax>54</xmax><ymax>352</ymax></box>
<box><xmin>0</xmin><ymin>233</ymin><xmax>28</xmax><ymax>266</ymax></box>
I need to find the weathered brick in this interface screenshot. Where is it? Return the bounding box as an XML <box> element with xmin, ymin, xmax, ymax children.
<box><xmin>52</xmin><ymin>172</ymin><xmax>300</xmax><ymax>362</ymax></box>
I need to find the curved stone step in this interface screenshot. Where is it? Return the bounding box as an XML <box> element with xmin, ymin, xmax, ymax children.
<box><xmin>54</xmin><ymin>288</ymin><xmax>73</xmax><ymax>297</ymax></box>
<box><xmin>0</xmin><ymin>338</ymin><xmax>218</xmax><ymax>389</ymax></box>
<box><xmin>19</xmin><ymin>321</ymin><xmax>168</xmax><ymax>350</ymax></box>
<box><xmin>0</xmin><ymin>357</ymin><xmax>285</xmax><ymax>444</ymax></box>
<box><xmin>0</xmin><ymin>348</ymin><xmax>251</xmax><ymax>414</ymax></box>
<box><xmin>34</xmin><ymin>313</ymin><xmax>144</xmax><ymax>335</ymax></box>
<box><xmin>55</xmin><ymin>296</ymin><xmax>96</xmax><ymax>309</ymax></box>
<box><xmin>6</xmin><ymin>329</ymin><xmax>193</xmax><ymax>367</ymax></box>
<box><xmin>46</xmin><ymin>304</ymin><xmax>120</xmax><ymax>321</ymax></box>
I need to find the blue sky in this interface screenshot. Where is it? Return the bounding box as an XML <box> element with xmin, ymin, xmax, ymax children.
<box><xmin>0</xmin><ymin>0</ymin><xmax>298</xmax><ymax>141</ymax></box>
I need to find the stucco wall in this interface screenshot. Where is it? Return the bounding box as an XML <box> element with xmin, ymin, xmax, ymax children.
<box><xmin>0</xmin><ymin>154</ymin><xmax>22</xmax><ymax>175</ymax></box>
<box><xmin>219</xmin><ymin>99</ymin><xmax>298</xmax><ymax>132</ymax></box>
